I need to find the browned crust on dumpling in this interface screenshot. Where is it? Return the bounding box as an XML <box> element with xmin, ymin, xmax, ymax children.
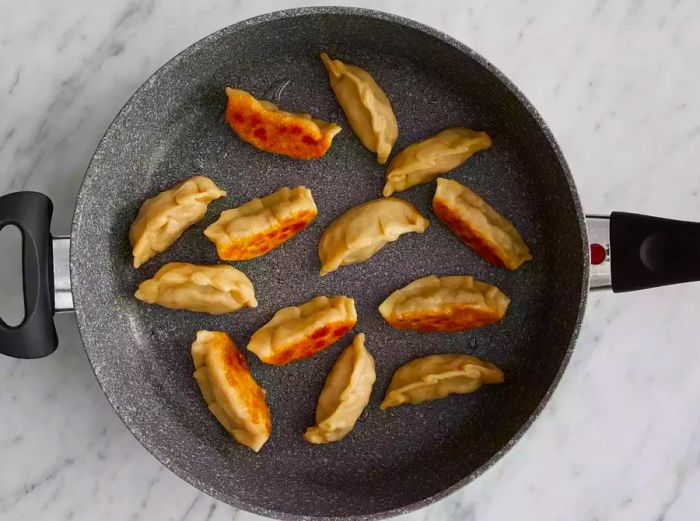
<box><xmin>432</xmin><ymin>178</ymin><xmax>532</xmax><ymax>270</ymax></box>
<box><xmin>211</xmin><ymin>332</ymin><xmax>271</xmax><ymax>435</ymax></box>
<box><xmin>200</xmin><ymin>331</ymin><xmax>272</xmax><ymax>436</ymax></box>
<box><xmin>433</xmin><ymin>199</ymin><xmax>511</xmax><ymax>268</ymax></box>
<box><xmin>379</xmin><ymin>275</ymin><xmax>510</xmax><ymax>333</ymax></box>
<box><xmin>215</xmin><ymin>208</ymin><xmax>317</xmax><ymax>260</ymax></box>
<box><xmin>261</xmin><ymin>320</ymin><xmax>356</xmax><ymax>365</ymax></box>
<box><xmin>225</xmin><ymin>88</ymin><xmax>340</xmax><ymax>160</ymax></box>
<box><xmin>384</xmin><ymin>304</ymin><xmax>506</xmax><ymax>332</ymax></box>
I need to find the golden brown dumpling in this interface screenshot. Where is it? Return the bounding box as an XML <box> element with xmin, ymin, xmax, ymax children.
<box><xmin>380</xmin><ymin>354</ymin><xmax>504</xmax><ymax>409</ymax></box>
<box><xmin>320</xmin><ymin>53</ymin><xmax>398</xmax><ymax>164</ymax></box>
<box><xmin>433</xmin><ymin>178</ymin><xmax>532</xmax><ymax>269</ymax></box>
<box><xmin>191</xmin><ymin>330</ymin><xmax>271</xmax><ymax>452</ymax></box>
<box><xmin>378</xmin><ymin>275</ymin><xmax>509</xmax><ymax>332</ymax></box>
<box><xmin>129</xmin><ymin>176</ymin><xmax>226</xmax><ymax>268</ymax></box>
<box><xmin>204</xmin><ymin>186</ymin><xmax>317</xmax><ymax>260</ymax></box>
<box><xmin>383</xmin><ymin>128</ymin><xmax>491</xmax><ymax>196</ymax></box>
<box><xmin>304</xmin><ymin>333</ymin><xmax>376</xmax><ymax>444</ymax></box>
<box><xmin>247</xmin><ymin>296</ymin><xmax>357</xmax><ymax>365</ymax></box>
<box><xmin>135</xmin><ymin>262</ymin><xmax>257</xmax><ymax>314</ymax></box>
<box><xmin>318</xmin><ymin>198</ymin><xmax>429</xmax><ymax>276</ymax></box>
<box><xmin>224</xmin><ymin>87</ymin><xmax>341</xmax><ymax>160</ymax></box>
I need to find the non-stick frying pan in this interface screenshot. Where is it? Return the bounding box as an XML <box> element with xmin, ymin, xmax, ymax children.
<box><xmin>2</xmin><ymin>7</ymin><xmax>700</xmax><ymax>520</ymax></box>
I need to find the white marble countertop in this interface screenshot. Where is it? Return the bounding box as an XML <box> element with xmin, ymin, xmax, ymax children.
<box><xmin>2</xmin><ymin>1</ymin><xmax>700</xmax><ymax>520</ymax></box>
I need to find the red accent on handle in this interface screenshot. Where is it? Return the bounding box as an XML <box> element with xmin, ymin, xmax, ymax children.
<box><xmin>590</xmin><ymin>243</ymin><xmax>606</xmax><ymax>265</ymax></box>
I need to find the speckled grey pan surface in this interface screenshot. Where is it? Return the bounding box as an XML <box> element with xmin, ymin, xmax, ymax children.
<box><xmin>70</xmin><ymin>7</ymin><xmax>588</xmax><ymax>520</ymax></box>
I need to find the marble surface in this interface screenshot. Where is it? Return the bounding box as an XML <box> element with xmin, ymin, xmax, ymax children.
<box><xmin>2</xmin><ymin>1</ymin><xmax>700</xmax><ymax>520</ymax></box>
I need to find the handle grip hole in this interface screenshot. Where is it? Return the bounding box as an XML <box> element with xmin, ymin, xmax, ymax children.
<box><xmin>0</xmin><ymin>224</ymin><xmax>25</xmax><ymax>327</ymax></box>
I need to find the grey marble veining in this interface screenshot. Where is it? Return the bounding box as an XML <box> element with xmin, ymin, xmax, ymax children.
<box><xmin>1</xmin><ymin>1</ymin><xmax>700</xmax><ymax>520</ymax></box>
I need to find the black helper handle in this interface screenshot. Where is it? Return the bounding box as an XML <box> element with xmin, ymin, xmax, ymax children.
<box><xmin>610</xmin><ymin>211</ymin><xmax>700</xmax><ymax>292</ymax></box>
<box><xmin>0</xmin><ymin>192</ymin><xmax>57</xmax><ymax>358</ymax></box>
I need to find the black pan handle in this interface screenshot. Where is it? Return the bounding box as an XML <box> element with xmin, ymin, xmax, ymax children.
<box><xmin>587</xmin><ymin>212</ymin><xmax>700</xmax><ymax>292</ymax></box>
<box><xmin>0</xmin><ymin>192</ymin><xmax>58</xmax><ymax>358</ymax></box>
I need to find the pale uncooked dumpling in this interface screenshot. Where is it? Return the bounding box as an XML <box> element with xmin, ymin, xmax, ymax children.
<box><xmin>383</xmin><ymin>128</ymin><xmax>492</xmax><ymax>196</ymax></box>
<box><xmin>129</xmin><ymin>176</ymin><xmax>225</xmax><ymax>268</ymax></box>
<box><xmin>247</xmin><ymin>296</ymin><xmax>357</xmax><ymax>365</ymax></box>
<box><xmin>135</xmin><ymin>262</ymin><xmax>257</xmax><ymax>314</ymax></box>
<box><xmin>191</xmin><ymin>330</ymin><xmax>271</xmax><ymax>452</ymax></box>
<box><xmin>205</xmin><ymin>186</ymin><xmax>317</xmax><ymax>260</ymax></box>
<box><xmin>378</xmin><ymin>275</ymin><xmax>509</xmax><ymax>332</ymax></box>
<box><xmin>320</xmin><ymin>53</ymin><xmax>398</xmax><ymax>164</ymax></box>
<box><xmin>318</xmin><ymin>198</ymin><xmax>429</xmax><ymax>276</ymax></box>
<box><xmin>224</xmin><ymin>87</ymin><xmax>341</xmax><ymax>160</ymax></box>
<box><xmin>380</xmin><ymin>354</ymin><xmax>504</xmax><ymax>409</ymax></box>
<box><xmin>433</xmin><ymin>177</ymin><xmax>532</xmax><ymax>270</ymax></box>
<box><xmin>304</xmin><ymin>333</ymin><xmax>376</xmax><ymax>444</ymax></box>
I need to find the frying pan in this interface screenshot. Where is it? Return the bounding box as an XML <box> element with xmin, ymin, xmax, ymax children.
<box><xmin>2</xmin><ymin>7</ymin><xmax>700</xmax><ymax>520</ymax></box>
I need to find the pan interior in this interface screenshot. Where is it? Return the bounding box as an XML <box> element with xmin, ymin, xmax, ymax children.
<box><xmin>71</xmin><ymin>9</ymin><xmax>587</xmax><ymax>519</ymax></box>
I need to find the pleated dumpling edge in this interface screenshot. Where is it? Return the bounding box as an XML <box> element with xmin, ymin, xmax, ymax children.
<box><xmin>191</xmin><ymin>330</ymin><xmax>271</xmax><ymax>452</ymax></box>
<box><xmin>383</xmin><ymin>128</ymin><xmax>491</xmax><ymax>197</ymax></box>
<box><xmin>304</xmin><ymin>333</ymin><xmax>376</xmax><ymax>444</ymax></box>
<box><xmin>247</xmin><ymin>295</ymin><xmax>357</xmax><ymax>365</ymax></box>
<box><xmin>129</xmin><ymin>176</ymin><xmax>226</xmax><ymax>268</ymax></box>
<box><xmin>378</xmin><ymin>275</ymin><xmax>509</xmax><ymax>332</ymax></box>
<box><xmin>433</xmin><ymin>177</ymin><xmax>532</xmax><ymax>270</ymax></box>
<box><xmin>135</xmin><ymin>262</ymin><xmax>257</xmax><ymax>315</ymax></box>
<box><xmin>318</xmin><ymin>198</ymin><xmax>429</xmax><ymax>276</ymax></box>
<box><xmin>320</xmin><ymin>53</ymin><xmax>398</xmax><ymax>164</ymax></box>
<box><xmin>380</xmin><ymin>353</ymin><xmax>504</xmax><ymax>410</ymax></box>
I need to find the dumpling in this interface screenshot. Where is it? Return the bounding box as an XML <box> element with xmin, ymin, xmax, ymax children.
<box><xmin>433</xmin><ymin>178</ymin><xmax>532</xmax><ymax>270</ymax></box>
<box><xmin>224</xmin><ymin>87</ymin><xmax>341</xmax><ymax>160</ymax></box>
<box><xmin>383</xmin><ymin>128</ymin><xmax>492</xmax><ymax>196</ymax></box>
<box><xmin>129</xmin><ymin>176</ymin><xmax>226</xmax><ymax>268</ymax></box>
<box><xmin>320</xmin><ymin>53</ymin><xmax>398</xmax><ymax>164</ymax></box>
<box><xmin>204</xmin><ymin>186</ymin><xmax>317</xmax><ymax>261</ymax></box>
<box><xmin>318</xmin><ymin>198</ymin><xmax>429</xmax><ymax>276</ymax></box>
<box><xmin>304</xmin><ymin>333</ymin><xmax>376</xmax><ymax>444</ymax></box>
<box><xmin>378</xmin><ymin>275</ymin><xmax>509</xmax><ymax>332</ymax></box>
<box><xmin>135</xmin><ymin>262</ymin><xmax>257</xmax><ymax>314</ymax></box>
<box><xmin>380</xmin><ymin>354</ymin><xmax>503</xmax><ymax>409</ymax></box>
<box><xmin>191</xmin><ymin>330</ymin><xmax>271</xmax><ymax>452</ymax></box>
<box><xmin>247</xmin><ymin>296</ymin><xmax>357</xmax><ymax>365</ymax></box>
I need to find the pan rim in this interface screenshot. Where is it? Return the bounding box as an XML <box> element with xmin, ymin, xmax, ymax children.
<box><xmin>70</xmin><ymin>6</ymin><xmax>590</xmax><ymax>520</ymax></box>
